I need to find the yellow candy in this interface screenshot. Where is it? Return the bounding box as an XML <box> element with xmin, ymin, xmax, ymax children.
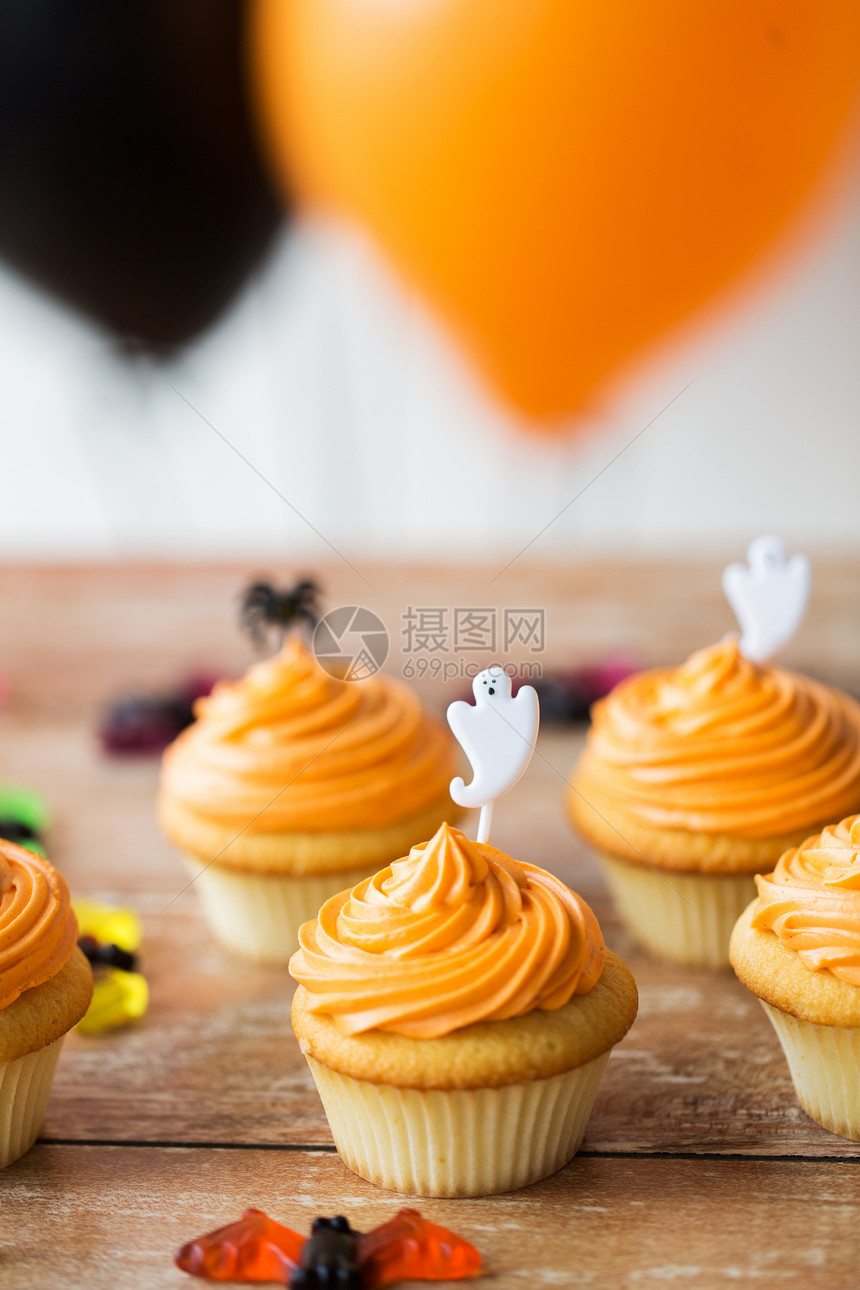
<box><xmin>75</xmin><ymin>969</ymin><xmax>149</xmax><ymax>1035</ymax></box>
<box><xmin>72</xmin><ymin>897</ymin><xmax>142</xmax><ymax>951</ymax></box>
<box><xmin>71</xmin><ymin>897</ymin><xmax>148</xmax><ymax>1033</ymax></box>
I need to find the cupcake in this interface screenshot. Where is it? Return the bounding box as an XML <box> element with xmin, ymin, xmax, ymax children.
<box><xmin>290</xmin><ymin>821</ymin><xmax>637</xmax><ymax>1198</ymax></box>
<box><xmin>158</xmin><ymin>638</ymin><xmax>457</xmax><ymax>963</ymax></box>
<box><xmin>567</xmin><ymin>637</ymin><xmax>860</xmax><ymax>967</ymax></box>
<box><xmin>0</xmin><ymin>839</ymin><xmax>92</xmax><ymax>1168</ymax></box>
<box><xmin>731</xmin><ymin>816</ymin><xmax>860</xmax><ymax>1140</ymax></box>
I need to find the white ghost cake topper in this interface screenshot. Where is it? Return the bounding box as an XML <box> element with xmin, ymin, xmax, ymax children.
<box><xmin>447</xmin><ymin>666</ymin><xmax>540</xmax><ymax>844</ymax></box>
<box><xmin>722</xmin><ymin>535</ymin><xmax>810</xmax><ymax>664</ymax></box>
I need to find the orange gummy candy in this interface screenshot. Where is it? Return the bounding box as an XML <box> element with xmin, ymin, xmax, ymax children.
<box><xmin>175</xmin><ymin>1208</ymin><xmax>304</xmax><ymax>1282</ymax></box>
<box><xmin>358</xmin><ymin>1209</ymin><xmax>482</xmax><ymax>1287</ymax></box>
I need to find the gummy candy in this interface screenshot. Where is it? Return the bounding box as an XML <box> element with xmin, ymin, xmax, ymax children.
<box><xmin>0</xmin><ymin>784</ymin><xmax>50</xmax><ymax>855</ymax></box>
<box><xmin>74</xmin><ymin>967</ymin><xmax>149</xmax><ymax>1034</ymax></box>
<box><xmin>99</xmin><ymin>671</ymin><xmax>220</xmax><ymax>755</ymax></box>
<box><xmin>175</xmin><ymin>1207</ymin><xmax>482</xmax><ymax>1287</ymax></box>
<box><xmin>78</xmin><ymin>935</ymin><xmax>137</xmax><ymax>973</ymax></box>
<box><xmin>73</xmin><ymin>898</ymin><xmax>148</xmax><ymax>1033</ymax></box>
<box><xmin>0</xmin><ymin>785</ymin><xmax>50</xmax><ymax>834</ymax></box>
<box><xmin>0</xmin><ymin>829</ymin><xmax>44</xmax><ymax>857</ymax></box>
<box><xmin>73</xmin><ymin>898</ymin><xmax>143</xmax><ymax>952</ymax></box>
<box><xmin>176</xmin><ymin>1209</ymin><xmax>304</xmax><ymax>1282</ymax></box>
<box><xmin>100</xmin><ymin>694</ymin><xmax>187</xmax><ymax>754</ymax></box>
<box><xmin>293</xmin><ymin>1216</ymin><xmax>361</xmax><ymax>1288</ymax></box>
<box><xmin>358</xmin><ymin>1209</ymin><xmax>482</xmax><ymax>1287</ymax></box>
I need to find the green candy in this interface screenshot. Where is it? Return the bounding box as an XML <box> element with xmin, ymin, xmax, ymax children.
<box><xmin>0</xmin><ymin>784</ymin><xmax>50</xmax><ymax>833</ymax></box>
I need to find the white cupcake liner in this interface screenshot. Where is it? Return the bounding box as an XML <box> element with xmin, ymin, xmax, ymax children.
<box><xmin>181</xmin><ymin>857</ymin><xmax>363</xmax><ymax>964</ymax></box>
<box><xmin>305</xmin><ymin>1050</ymin><xmax>611</xmax><ymax>1198</ymax></box>
<box><xmin>760</xmin><ymin>1002</ymin><xmax>860</xmax><ymax>1140</ymax></box>
<box><xmin>0</xmin><ymin>1037</ymin><xmax>64</xmax><ymax>1169</ymax></box>
<box><xmin>600</xmin><ymin>853</ymin><xmax>756</xmax><ymax>968</ymax></box>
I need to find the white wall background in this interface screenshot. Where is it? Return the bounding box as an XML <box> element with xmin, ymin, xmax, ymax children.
<box><xmin>1</xmin><ymin>165</ymin><xmax>859</xmax><ymax>562</ymax></box>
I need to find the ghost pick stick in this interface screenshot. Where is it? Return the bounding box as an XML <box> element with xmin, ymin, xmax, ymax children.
<box><xmin>446</xmin><ymin>666</ymin><xmax>540</xmax><ymax>844</ymax></box>
<box><xmin>722</xmin><ymin>535</ymin><xmax>810</xmax><ymax>664</ymax></box>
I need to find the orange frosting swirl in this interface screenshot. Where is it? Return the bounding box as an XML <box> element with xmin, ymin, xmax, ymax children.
<box><xmin>290</xmin><ymin>822</ymin><xmax>605</xmax><ymax>1038</ymax></box>
<box><xmin>576</xmin><ymin>638</ymin><xmax>860</xmax><ymax>840</ymax></box>
<box><xmin>0</xmin><ymin>840</ymin><xmax>78</xmax><ymax>1010</ymax></box>
<box><xmin>160</xmin><ymin>638</ymin><xmax>455</xmax><ymax>832</ymax></box>
<box><xmin>753</xmin><ymin>815</ymin><xmax>860</xmax><ymax>985</ymax></box>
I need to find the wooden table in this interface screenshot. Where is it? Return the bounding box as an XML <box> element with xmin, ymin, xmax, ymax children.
<box><xmin>2</xmin><ymin>561</ymin><xmax>860</xmax><ymax>1289</ymax></box>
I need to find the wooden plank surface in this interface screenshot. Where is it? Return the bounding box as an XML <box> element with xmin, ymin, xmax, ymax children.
<box><xmin>2</xmin><ymin>561</ymin><xmax>860</xmax><ymax>1286</ymax></box>
<box><xmin>2</xmin><ymin>559</ymin><xmax>859</xmax><ymax>716</ymax></box>
<box><xmin>4</xmin><ymin>1146</ymin><xmax>860</xmax><ymax>1290</ymax></box>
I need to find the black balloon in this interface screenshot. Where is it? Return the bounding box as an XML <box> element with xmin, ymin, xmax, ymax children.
<box><xmin>0</xmin><ymin>0</ymin><xmax>284</xmax><ymax>349</ymax></box>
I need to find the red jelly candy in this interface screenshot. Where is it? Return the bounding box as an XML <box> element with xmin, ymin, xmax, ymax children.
<box><xmin>357</xmin><ymin>1209</ymin><xmax>482</xmax><ymax>1287</ymax></box>
<box><xmin>175</xmin><ymin>1208</ymin><xmax>304</xmax><ymax>1282</ymax></box>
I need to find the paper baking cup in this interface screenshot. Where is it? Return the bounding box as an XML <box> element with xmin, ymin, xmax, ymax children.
<box><xmin>0</xmin><ymin>1037</ymin><xmax>64</xmax><ymax>1169</ymax></box>
<box><xmin>600</xmin><ymin>853</ymin><xmax>755</xmax><ymax>968</ymax></box>
<box><xmin>305</xmin><ymin>1050</ymin><xmax>610</xmax><ymax>1198</ymax></box>
<box><xmin>760</xmin><ymin>1003</ymin><xmax>860</xmax><ymax>1140</ymax></box>
<box><xmin>181</xmin><ymin>858</ymin><xmax>362</xmax><ymax>964</ymax></box>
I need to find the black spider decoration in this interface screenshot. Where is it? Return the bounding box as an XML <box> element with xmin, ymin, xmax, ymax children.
<box><xmin>240</xmin><ymin>578</ymin><xmax>321</xmax><ymax>650</ymax></box>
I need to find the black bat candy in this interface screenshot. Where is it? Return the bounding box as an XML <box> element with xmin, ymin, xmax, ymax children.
<box><xmin>290</xmin><ymin>1216</ymin><xmax>362</xmax><ymax>1290</ymax></box>
<box><xmin>0</xmin><ymin>817</ymin><xmax>39</xmax><ymax>845</ymax></box>
<box><xmin>78</xmin><ymin>935</ymin><xmax>138</xmax><ymax>974</ymax></box>
<box><xmin>175</xmin><ymin>1204</ymin><xmax>483</xmax><ymax>1286</ymax></box>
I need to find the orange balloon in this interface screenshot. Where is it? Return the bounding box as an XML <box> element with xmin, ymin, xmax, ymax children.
<box><xmin>251</xmin><ymin>0</ymin><xmax>860</xmax><ymax>421</ymax></box>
